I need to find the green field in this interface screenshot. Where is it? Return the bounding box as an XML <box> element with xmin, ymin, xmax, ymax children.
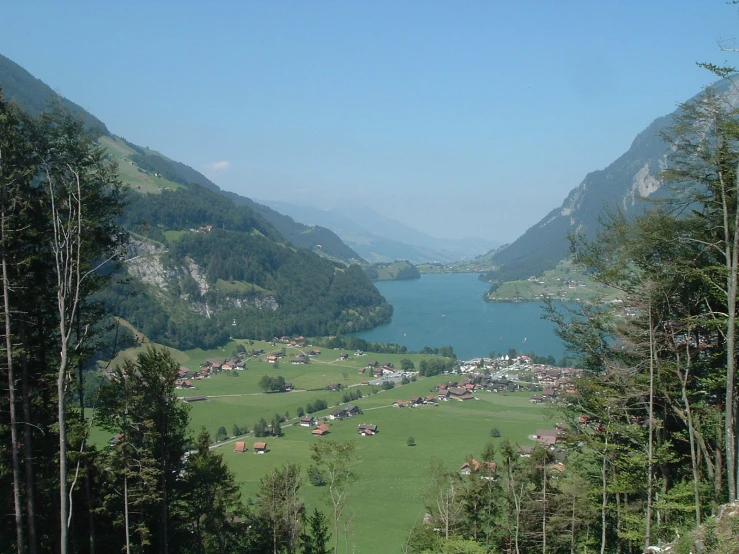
<box><xmin>485</xmin><ymin>259</ymin><xmax>618</xmax><ymax>302</ymax></box>
<box><xmin>103</xmin><ymin>339</ymin><xmax>553</xmax><ymax>553</ymax></box>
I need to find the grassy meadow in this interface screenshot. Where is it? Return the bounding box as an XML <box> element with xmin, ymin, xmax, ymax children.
<box><xmin>102</xmin><ymin>338</ymin><xmax>554</xmax><ymax>553</ymax></box>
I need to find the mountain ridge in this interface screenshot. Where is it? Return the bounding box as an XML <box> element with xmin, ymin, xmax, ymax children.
<box><xmin>480</xmin><ymin>77</ymin><xmax>738</xmax><ymax>287</ymax></box>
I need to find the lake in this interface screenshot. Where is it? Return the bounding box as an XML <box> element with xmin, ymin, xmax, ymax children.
<box><xmin>353</xmin><ymin>273</ymin><xmax>567</xmax><ymax>360</ymax></box>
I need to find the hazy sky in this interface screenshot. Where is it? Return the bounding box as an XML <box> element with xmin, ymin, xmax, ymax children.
<box><xmin>2</xmin><ymin>2</ymin><xmax>738</xmax><ymax>242</ymax></box>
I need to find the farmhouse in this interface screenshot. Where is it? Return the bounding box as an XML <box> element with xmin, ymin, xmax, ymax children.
<box><xmin>535</xmin><ymin>429</ymin><xmax>559</xmax><ymax>446</ymax></box>
<box><xmin>233</xmin><ymin>441</ymin><xmax>246</xmax><ymax>453</ymax></box>
<box><xmin>300</xmin><ymin>416</ymin><xmax>316</xmax><ymax>427</ymax></box>
<box><xmin>329</xmin><ymin>408</ymin><xmax>347</xmax><ymax>421</ymax></box>
<box><xmin>312</xmin><ymin>424</ymin><xmax>330</xmax><ymax>436</ymax></box>
<box><xmin>358</xmin><ymin>423</ymin><xmax>378</xmax><ymax>436</ymax></box>
<box><xmin>253</xmin><ymin>442</ymin><xmax>267</xmax><ymax>454</ymax></box>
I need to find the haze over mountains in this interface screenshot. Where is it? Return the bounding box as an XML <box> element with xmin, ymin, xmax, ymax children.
<box><xmin>261</xmin><ymin>200</ymin><xmax>500</xmax><ymax>264</ymax></box>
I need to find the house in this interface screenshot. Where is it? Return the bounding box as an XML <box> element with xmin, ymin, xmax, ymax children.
<box><xmin>344</xmin><ymin>405</ymin><xmax>360</xmax><ymax>417</ymax></box>
<box><xmin>327</xmin><ymin>382</ymin><xmax>342</xmax><ymax>392</ymax></box>
<box><xmin>253</xmin><ymin>442</ymin><xmax>267</xmax><ymax>454</ymax></box>
<box><xmin>424</xmin><ymin>394</ymin><xmax>437</xmax><ymax>404</ymax></box>
<box><xmin>357</xmin><ymin>367</ymin><xmax>366</xmax><ymax>374</ymax></box>
<box><xmin>366</xmin><ymin>360</ymin><xmax>379</xmax><ymax>368</ymax></box>
<box><xmin>357</xmin><ymin>423</ymin><xmax>377</xmax><ymax>436</ymax></box>
<box><xmin>312</xmin><ymin>424</ymin><xmax>330</xmax><ymax>436</ymax></box>
<box><xmin>266</xmin><ymin>355</ymin><xmax>278</xmax><ymax>363</ymax></box>
<box><xmin>529</xmin><ymin>395</ymin><xmax>544</xmax><ymax>404</ymax></box>
<box><xmin>300</xmin><ymin>416</ymin><xmax>316</xmax><ymax>427</ymax></box>
<box><xmin>381</xmin><ymin>365</ymin><xmax>396</xmax><ymax>375</ymax></box>
<box><xmin>518</xmin><ymin>445</ymin><xmax>534</xmax><ymax>457</ymax></box>
<box><xmin>329</xmin><ymin>408</ymin><xmax>347</xmax><ymax>420</ymax></box>
<box><xmin>393</xmin><ymin>400</ymin><xmax>408</xmax><ymax>408</ymax></box>
<box><xmin>284</xmin><ymin>382</ymin><xmax>293</xmax><ymax>391</ymax></box>
<box><xmin>233</xmin><ymin>441</ymin><xmax>246</xmax><ymax>453</ymax></box>
<box><xmin>535</xmin><ymin>429</ymin><xmax>559</xmax><ymax>447</ymax></box>
<box><xmin>339</xmin><ymin>353</ymin><xmax>349</xmax><ymax>361</ymax></box>
<box><xmin>309</xmin><ymin>349</ymin><xmax>321</xmax><ymax>356</ymax></box>
<box><xmin>460</xmin><ymin>458</ymin><xmax>497</xmax><ymax>475</ymax></box>
<box><xmin>179</xmin><ymin>380</ymin><xmax>193</xmax><ymax>389</ymax></box>
<box><xmin>291</xmin><ymin>355</ymin><xmax>306</xmax><ymax>364</ymax></box>
<box><xmin>409</xmin><ymin>396</ymin><xmax>423</xmax><ymax>406</ymax></box>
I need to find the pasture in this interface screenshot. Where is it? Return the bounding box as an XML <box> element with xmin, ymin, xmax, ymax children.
<box><xmin>104</xmin><ymin>339</ymin><xmax>554</xmax><ymax>553</ymax></box>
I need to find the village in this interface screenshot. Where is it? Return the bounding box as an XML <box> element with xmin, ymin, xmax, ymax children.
<box><xmin>162</xmin><ymin>334</ymin><xmax>584</xmax><ymax>482</ymax></box>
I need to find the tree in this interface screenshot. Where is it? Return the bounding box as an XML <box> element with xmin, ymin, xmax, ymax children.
<box><xmin>301</xmin><ymin>508</ymin><xmax>331</xmax><ymax>554</ymax></box>
<box><xmin>257</xmin><ymin>463</ymin><xmax>304</xmax><ymax>554</ymax></box>
<box><xmin>216</xmin><ymin>426</ymin><xmax>228</xmax><ymax>442</ymax></box>
<box><xmin>97</xmin><ymin>347</ymin><xmax>191</xmax><ymax>553</ymax></box>
<box><xmin>183</xmin><ymin>428</ymin><xmax>247</xmax><ymax>554</ymax></box>
<box><xmin>481</xmin><ymin>441</ymin><xmax>495</xmax><ymax>463</ymax></box>
<box><xmin>423</xmin><ymin>461</ymin><xmax>464</xmax><ymax>541</ymax></box>
<box><xmin>309</xmin><ymin>440</ymin><xmax>358</xmax><ymax>554</ymax></box>
<box><xmin>31</xmin><ymin>106</ymin><xmax>128</xmax><ymax>554</ymax></box>
<box><xmin>400</xmin><ymin>359</ymin><xmax>415</xmax><ymax>370</ymax></box>
<box><xmin>659</xmin><ymin>86</ymin><xmax>739</xmax><ymax>502</ymax></box>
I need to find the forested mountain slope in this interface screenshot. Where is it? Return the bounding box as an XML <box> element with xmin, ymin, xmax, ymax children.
<box><xmin>0</xmin><ymin>53</ymin><xmax>389</xmax><ymax>348</ymax></box>
<box><xmin>111</xmin><ymin>184</ymin><xmax>390</xmax><ymax>348</ymax></box>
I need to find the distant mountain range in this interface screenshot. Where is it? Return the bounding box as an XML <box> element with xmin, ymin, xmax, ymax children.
<box><xmin>261</xmin><ymin>200</ymin><xmax>500</xmax><ymax>264</ymax></box>
<box><xmin>480</xmin><ymin>76</ymin><xmax>739</xmax><ymax>287</ymax></box>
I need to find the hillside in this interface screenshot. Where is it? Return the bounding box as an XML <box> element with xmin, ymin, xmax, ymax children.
<box><xmin>0</xmin><ymin>53</ymin><xmax>390</xmax><ymax>349</ymax></box>
<box><xmin>480</xmin><ymin>77</ymin><xmax>739</xmax><ymax>288</ymax></box>
<box><xmin>0</xmin><ymin>53</ymin><xmax>109</xmax><ymax>135</ymax></box>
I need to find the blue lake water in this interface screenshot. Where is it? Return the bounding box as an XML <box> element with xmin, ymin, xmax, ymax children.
<box><xmin>353</xmin><ymin>273</ymin><xmax>566</xmax><ymax>361</ymax></box>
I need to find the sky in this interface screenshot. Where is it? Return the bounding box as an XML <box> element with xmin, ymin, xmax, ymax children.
<box><xmin>2</xmin><ymin>2</ymin><xmax>739</xmax><ymax>242</ymax></box>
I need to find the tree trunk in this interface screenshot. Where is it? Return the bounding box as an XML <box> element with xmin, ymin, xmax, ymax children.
<box><xmin>21</xmin><ymin>336</ymin><xmax>38</xmax><ymax>554</ymax></box>
<box><xmin>645</xmin><ymin>305</ymin><xmax>655</xmax><ymax>550</ymax></box>
<box><xmin>2</xmin><ymin>211</ymin><xmax>25</xmax><ymax>554</ymax></box>
<box><xmin>600</xmin><ymin>441</ymin><xmax>608</xmax><ymax>554</ymax></box>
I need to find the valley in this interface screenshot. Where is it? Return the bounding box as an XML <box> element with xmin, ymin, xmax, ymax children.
<box><xmin>98</xmin><ymin>337</ymin><xmax>554</xmax><ymax>553</ymax></box>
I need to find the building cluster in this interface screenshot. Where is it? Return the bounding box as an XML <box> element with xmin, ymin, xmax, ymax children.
<box><xmin>357</xmin><ymin>360</ymin><xmax>400</xmax><ymax>377</ymax></box>
<box><xmin>298</xmin><ymin>408</ymin><xmax>377</xmax><ymax>437</ymax></box>
<box><xmin>433</xmin><ymin>374</ymin><xmax>514</xmax><ymax>402</ymax></box>
<box><xmin>175</xmin><ymin>356</ymin><xmax>247</xmax><ymax>389</ymax></box>
<box><xmin>527</xmin><ymin>366</ymin><xmax>580</xmax><ymax>403</ymax></box>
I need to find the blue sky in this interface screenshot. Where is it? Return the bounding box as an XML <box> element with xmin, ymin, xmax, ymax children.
<box><xmin>2</xmin><ymin>2</ymin><xmax>738</xmax><ymax>242</ymax></box>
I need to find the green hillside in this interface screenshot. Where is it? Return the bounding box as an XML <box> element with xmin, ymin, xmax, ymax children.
<box><xmin>0</xmin><ymin>53</ymin><xmax>389</xmax><ymax>351</ymax></box>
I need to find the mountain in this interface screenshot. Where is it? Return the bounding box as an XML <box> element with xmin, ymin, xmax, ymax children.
<box><xmin>0</xmin><ymin>53</ymin><xmax>109</xmax><ymax>135</ymax></box>
<box><xmin>0</xmin><ymin>53</ymin><xmax>390</xmax><ymax>348</ymax></box>
<box><xmin>261</xmin><ymin>200</ymin><xmax>500</xmax><ymax>263</ymax></box>
<box><xmin>480</xmin><ymin>77</ymin><xmax>738</xmax><ymax>287</ymax></box>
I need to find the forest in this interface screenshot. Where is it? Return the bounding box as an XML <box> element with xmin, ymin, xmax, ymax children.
<box><xmin>110</xmin><ymin>184</ymin><xmax>392</xmax><ymax>348</ymax></box>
